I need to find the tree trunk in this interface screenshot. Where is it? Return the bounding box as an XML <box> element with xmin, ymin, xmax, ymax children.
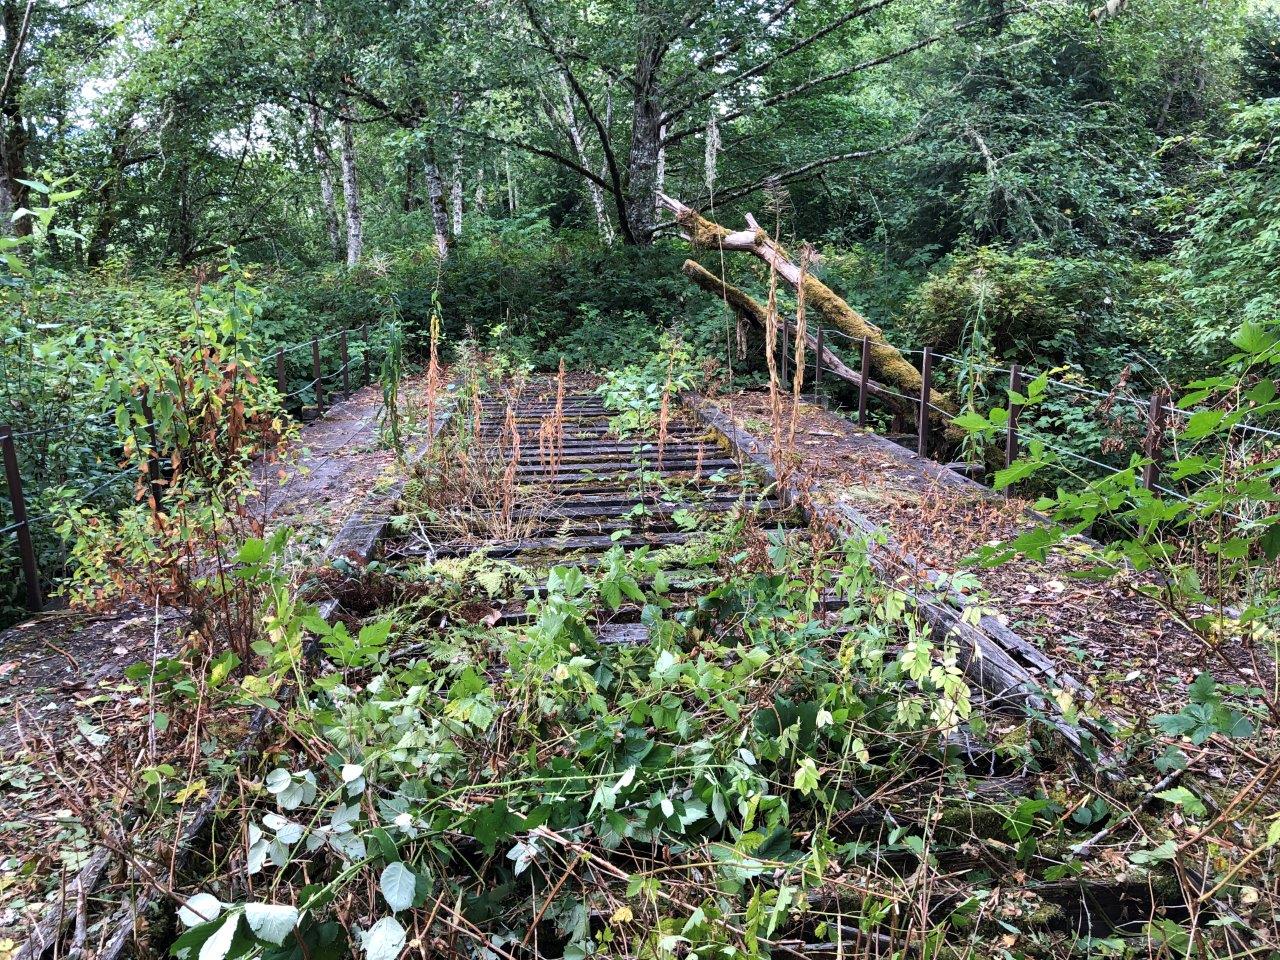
<box><xmin>679</xmin><ymin>260</ymin><xmax>915</xmax><ymax>417</ymax></box>
<box><xmin>450</xmin><ymin>163</ymin><xmax>463</xmax><ymax>236</ymax></box>
<box><xmin>623</xmin><ymin>18</ymin><xmax>665</xmax><ymax>245</ymax></box>
<box><xmin>555</xmin><ymin>80</ymin><xmax>614</xmax><ymax>244</ymax></box>
<box><xmin>172</xmin><ymin>163</ymin><xmax>196</xmax><ymax>264</ymax></box>
<box><xmin>656</xmin><ymin>122</ymin><xmax>667</xmax><ymax>197</ymax></box>
<box><xmin>339</xmin><ymin>109</ymin><xmax>363</xmax><ymax>267</ymax></box>
<box><xmin>0</xmin><ymin>0</ymin><xmax>33</xmax><ymax>237</ymax></box>
<box><xmin>310</xmin><ymin>102</ymin><xmax>343</xmax><ymax>261</ymax></box>
<box><xmin>424</xmin><ymin>157</ymin><xmax>451</xmax><ymax>260</ymax></box>
<box><xmin>661</xmin><ymin>194</ymin><xmax>954</xmax><ymax>419</ymax></box>
<box><xmin>87</xmin><ymin>133</ymin><xmax>129</xmax><ymax>266</ymax></box>
<box><xmin>505</xmin><ymin>152</ymin><xmax>517</xmax><ymax>212</ymax></box>
<box><xmin>402</xmin><ymin>159</ymin><xmax>418</xmax><ymax>211</ymax></box>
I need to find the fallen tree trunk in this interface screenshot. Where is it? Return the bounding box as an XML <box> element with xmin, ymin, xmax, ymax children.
<box><xmin>680</xmin><ymin>260</ymin><xmax>918</xmax><ymax>420</ymax></box>
<box><xmin>660</xmin><ymin>193</ymin><xmax>955</xmax><ymax>422</ymax></box>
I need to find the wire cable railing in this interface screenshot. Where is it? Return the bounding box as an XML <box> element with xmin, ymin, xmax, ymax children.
<box><xmin>780</xmin><ymin>328</ymin><xmax>1272</xmax><ymax>528</ymax></box>
<box><xmin>816</xmin><ymin>333</ymin><xmax>1279</xmax><ymax>441</ymax></box>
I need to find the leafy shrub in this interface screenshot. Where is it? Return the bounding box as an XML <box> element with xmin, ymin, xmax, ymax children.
<box><xmin>0</xmin><ymin>263</ymin><xmax>296</xmax><ymax>627</ymax></box>
<box><xmin>436</xmin><ymin>219</ymin><xmax>691</xmax><ymax>368</ymax></box>
<box><xmin>900</xmin><ymin>244</ymin><xmax>1173</xmax><ymax>380</ymax></box>
<box><xmin>1169</xmin><ymin>99</ymin><xmax>1280</xmax><ymax>367</ymax></box>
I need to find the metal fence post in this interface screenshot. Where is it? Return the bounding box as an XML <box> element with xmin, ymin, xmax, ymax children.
<box><xmin>858</xmin><ymin>335</ymin><xmax>870</xmax><ymax>428</ymax></box>
<box><xmin>312</xmin><ymin>338</ymin><xmax>325</xmax><ymax>416</ymax></box>
<box><xmin>1005</xmin><ymin>363</ymin><xmax>1022</xmax><ymax>472</ymax></box>
<box><xmin>1</xmin><ymin>425</ymin><xmax>42</xmax><ymax>612</ymax></box>
<box><xmin>917</xmin><ymin>347</ymin><xmax>933</xmax><ymax>458</ymax></box>
<box><xmin>813</xmin><ymin>325</ymin><xmax>823</xmax><ymax>399</ymax></box>
<box><xmin>363</xmin><ymin>324</ymin><xmax>373</xmax><ymax>385</ymax></box>
<box><xmin>138</xmin><ymin>391</ymin><xmax>164</xmax><ymax>512</ymax></box>
<box><xmin>1142</xmin><ymin>389</ymin><xmax>1166</xmax><ymax>491</ymax></box>
<box><xmin>340</xmin><ymin>330</ymin><xmax>351</xmax><ymax>400</ymax></box>
<box><xmin>276</xmin><ymin>349</ymin><xmax>286</xmax><ymax>401</ymax></box>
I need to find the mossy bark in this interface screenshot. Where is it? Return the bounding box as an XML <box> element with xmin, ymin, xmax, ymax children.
<box><xmin>680</xmin><ymin>260</ymin><xmax>918</xmax><ymax>420</ymax></box>
<box><xmin>663</xmin><ymin>196</ymin><xmax>956</xmax><ymax>424</ymax></box>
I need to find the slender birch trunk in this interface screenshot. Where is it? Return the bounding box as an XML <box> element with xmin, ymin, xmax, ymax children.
<box><xmin>310</xmin><ymin>102</ymin><xmax>342</xmax><ymax>261</ymax></box>
<box><xmin>424</xmin><ymin>158</ymin><xmax>451</xmax><ymax>260</ymax></box>
<box><xmin>505</xmin><ymin>151</ymin><xmax>517</xmax><ymax>212</ymax></box>
<box><xmin>339</xmin><ymin>107</ymin><xmax>363</xmax><ymax>266</ymax></box>
<box><xmin>450</xmin><ymin>163</ymin><xmax>463</xmax><ymax>236</ymax></box>
<box><xmin>656</xmin><ymin>122</ymin><xmax>667</xmax><ymax>200</ymax></box>
<box><xmin>556</xmin><ymin>80</ymin><xmax>615</xmax><ymax>244</ymax></box>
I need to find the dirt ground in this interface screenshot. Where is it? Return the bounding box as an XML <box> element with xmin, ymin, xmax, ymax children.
<box><xmin>0</xmin><ymin>373</ymin><xmax>441</xmax><ymax>944</ymax></box>
<box><xmin>704</xmin><ymin>389</ymin><xmax>1279</xmax><ymax>732</ymax></box>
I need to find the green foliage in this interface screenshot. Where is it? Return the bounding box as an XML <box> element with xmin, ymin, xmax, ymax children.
<box><xmin>901</xmin><ymin>244</ymin><xmax>1172</xmax><ymax>376</ymax></box>
<box><xmin>1169</xmin><ymin>99</ymin><xmax>1280</xmax><ymax>364</ymax></box>
<box><xmin>1153</xmin><ymin>672</ymin><xmax>1255</xmax><ymax>745</ymax></box>
<box><xmin>952</xmin><ymin>308</ymin><xmax>1280</xmax><ymax>633</ymax></box>
<box><xmin>177</xmin><ymin>528</ymin><xmax>1070</xmax><ymax>958</ymax></box>
<box><xmin>596</xmin><ymin>336</ymin><xmax>701</xmax><ymax>434</ymax></box>
<box><xmin>1</xmin><ymin>263</ymin><xmax>291</xmax><ymax>618</ymax></box>
<box><xmin>1241</xmin><ymin>8</ymin><xmax>1280</xmax><ymax>98</ymax></box>
<box><xmin>437</xmin><ymin>224</ymin><xmax>690</xmax><ymax>369</ymax></box>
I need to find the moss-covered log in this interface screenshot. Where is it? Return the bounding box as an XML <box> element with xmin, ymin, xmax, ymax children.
<box><xmin>680</xmin><ymin>260</ymin><xmax>918</xmax><ymax>420</ymax></box>
<box><xmin>661</xmin><ymin>194</ymin><xmax>956</xmax><ymax>423</ymax></box>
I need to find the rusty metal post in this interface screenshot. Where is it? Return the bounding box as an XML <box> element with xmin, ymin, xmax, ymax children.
<box><xmin>1</xmin><ymin>425</ymin><xmax>42</xmax><ymax>612</ymax></box>
<box><xmin>1142</xmin><ymin>389</ymin><xmax>1166</xmax><ymax>491</ymax></box>
<box><xmin>813</xmin><ymin>325</ymin><xmax>823</xmax><ymax>399</ymax></box>
<box><xmin>363</xmin><ymin>324</ymin><xmax>372</xmax><ymax>385</ymax></box>
<box><xmin>275</xmin><ymin>349</ymin><xmax>286</xmax><ymax>401</ymax></box>
<box><xmin>138</xmin><ymin>391</ymin><xmax>164</xmax><ymax>512</ymax></box>
<box><xmin>917</xmin><ymin>347</ymin><xmax>933</xmax><ymax>458</ymax></box>
<box><xmin>312</xmin><ymin>337</ymin><xmax>325</xmax><ymax>416</ymax></box>
<box><xmin>1005</xmin><ymin>363</ymin><xmax>1022</xmax><ymax>472</ymax></box>
<box><xmin>858</xmin><ymin>336</ymin><xmax>870</xmax><ymax>428</ymax></box>
<box><xmin>340</xmin><ymin>330</ymin><xmax>351</xmax><ymax>399</ymax></box>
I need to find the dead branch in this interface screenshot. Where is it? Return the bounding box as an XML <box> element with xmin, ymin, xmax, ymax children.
<box><xmin>662</xmin><ymin>195</ymin><xmax>955</xmax><ymax>422</ymax></box>
<box><xmin>679</xmin><ymin>260</ymin><xmax>918</xmax><ymax>420</ymax></box>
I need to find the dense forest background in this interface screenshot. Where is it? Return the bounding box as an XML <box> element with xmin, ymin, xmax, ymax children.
<box><xmin>4</xmin><ymin>0</ymin><xmax>1280</xmax><ymax>617</ymax></box>
<box><xmin>4</xmin><ymin>0</ymin><xmax>1276</xmax><ymax>378</ymax></box>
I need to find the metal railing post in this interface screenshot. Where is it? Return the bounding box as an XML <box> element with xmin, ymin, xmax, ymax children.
<box><xmin>858</xmin><ymin>336</ymin><xmax>870</xmax><ymax>428</ymax></box>
<box><xmin>340</xmin><ymin>330</ymin><xmax>351</xmax><ymax>400</ymax></box>
<box><xmin>312</xmin><ymin>338</ymin><xmax>325</xmax><ymax>416</ymax></box>
<box><xmin>1142</xmin><ymin>389</ymin><xmax>1166</xmax><ymax>491</ymax></box>
<box><xmin>1005</xmin><ymin>363</ymin><xmax>1022</xmax><ymax>472</ymax></box>
<box><xmin>1</xmin><ymin>425</ymin><xmax>42</xmax><ymax>612</ymax></box>
<box><xmin>917</xmin><ymin>347</ymin><xmax>932</xmax><ymax>458</ymax></box>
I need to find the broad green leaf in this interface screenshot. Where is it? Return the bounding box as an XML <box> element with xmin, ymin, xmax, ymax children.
<box><xmin>361</xmin><ymin>917</ymin><xmax>405</xmax><ymax>960</ymax></box>
<box><xmin>1181</xmin><ymin>409</ymin><xmax>1224</xmax><ymax>440</ymax></box>
<box><xmin>244</xmin><ymin>903</ymin><xmax>299</xmax><ymax>945</ymax></box>
<box><xmin>199</xmin><ymin>914</ymin><xmax>240</xmax><ymax>960</ymax></box>
<box><xmin>379</xmin><ymin>862</ymin><xmax>417</xmax><ymax>913</ymax></box>
<box><xmin>1154</xmin><ymin>787</ymin><xmax>1207</xmax><ymax>818</ymax></box>
<box><xmin>178</xmin><ymin>893</ymin><xmax>223</xmax><ymax>928</ymax></box>
<box><xmin>1231</xmin><ymin>320</ymin><xmax>1278</xmax><ymax>354</ymax></box>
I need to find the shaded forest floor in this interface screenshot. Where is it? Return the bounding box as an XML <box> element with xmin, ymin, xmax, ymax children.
<box><xmin>4</xmin><ymin>375</ymin><xmax>1278</xmax><ymax>956</ymax></box>
<box><xmin>0</xmin><ymin>375</ymin><xmax>438</xmax><ymax>943</ymax></box>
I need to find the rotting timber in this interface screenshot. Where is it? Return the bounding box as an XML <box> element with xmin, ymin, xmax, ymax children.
<box><xmin>318</xmin><ymin>381</ymin><xmax>1197</xmax><ymax>952</ymax></box>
